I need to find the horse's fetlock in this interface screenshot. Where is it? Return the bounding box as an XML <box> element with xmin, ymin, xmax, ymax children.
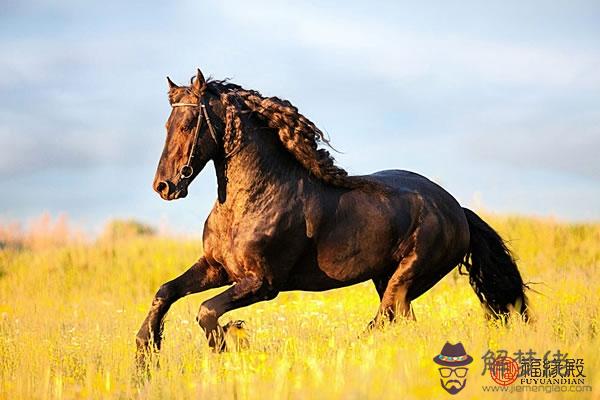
<box><xmin>136</xmin><ymin>334</ymin><xmax>152</xmax><ymax>351</ymax></box>
<box><xmin>197</xmin><ymin>304</ymin><xmax>217</xmax><ymax>327</ymax></box>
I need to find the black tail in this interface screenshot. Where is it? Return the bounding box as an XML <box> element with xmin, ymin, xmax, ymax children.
<box><xmin>462</xmin><ymin>208</ymin><xmax>528</xmax><ymax>321</ymax></box>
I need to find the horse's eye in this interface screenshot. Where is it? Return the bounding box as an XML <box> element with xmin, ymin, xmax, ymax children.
<box><xmin>180</xmin><ymin>121</ymin><xmax>194</xmax><ymax>133</ymax></box>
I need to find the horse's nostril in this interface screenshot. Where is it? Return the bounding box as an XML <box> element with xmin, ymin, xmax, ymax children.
<box><xmin>156</xmin><ymin>181</ymin><xmax>168</xmax><ymax>194</ymax></box>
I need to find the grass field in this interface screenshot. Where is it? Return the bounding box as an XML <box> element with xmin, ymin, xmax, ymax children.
<box><xmin>0</xmin><ymin>214</ymin><xmax>598</xmax><ymax>399</ymax></box>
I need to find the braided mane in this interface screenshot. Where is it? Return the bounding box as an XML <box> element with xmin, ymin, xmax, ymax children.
<box><xmin>206</xmin><ymin>80</ymin><xmax>372</xmax><ymax>190</ymax></box>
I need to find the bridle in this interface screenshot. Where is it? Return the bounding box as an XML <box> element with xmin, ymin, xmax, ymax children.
<box><xmin>171</xmin><ymin>95</ymin><xmax>218</xmax><ymax>184</ymax></box>
<box><xmin>170</xmin><ymin>91</ymin><xmax>245</xmax><ymax>194</ymax></box>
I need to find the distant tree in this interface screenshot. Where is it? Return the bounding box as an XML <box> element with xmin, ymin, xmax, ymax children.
<box><xmin>100</xmin><ymin>219</ymin><xmax>156</xmax><ymax>241</ymax></box>
<box><xmin>0</xmin><ymin>213</ymin><xmax>81</xmax><ymax>249</ymax></box>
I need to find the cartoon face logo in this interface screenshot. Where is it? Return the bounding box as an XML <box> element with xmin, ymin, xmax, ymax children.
<box><xmin>433</xmin><ymin>342</ymin><xmax>473</xmax><ymax>395</ymax></box>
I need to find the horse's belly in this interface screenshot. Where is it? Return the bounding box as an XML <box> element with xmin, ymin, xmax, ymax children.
<box><xmin>317</xmin><ymin>246</ymin><xmax>393</xmax><ymax>282</ymax></box>
<box><xmin>283</xmin><ymin>244</ymin><xmax>387</xmax><ymax>291</ymax></box>
<box><xmin>312</xmin><ymin>197</ymin><xmax>408</xmax><ymax>282</ymax></box>
<box><xmin>283</xmin><ymin>269</ymin><xmax>368</xmax><ymax>291</ymax></box>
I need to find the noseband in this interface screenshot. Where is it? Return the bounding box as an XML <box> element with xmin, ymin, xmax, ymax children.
<box><xmin>171</xmin><ymin>97</ymin><xmax>218</xmax><ymax>182</ymax></box>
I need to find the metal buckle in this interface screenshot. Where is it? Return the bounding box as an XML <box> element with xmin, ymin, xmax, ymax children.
<box><xmin>180</xmin><ymin>165</ymin><xmax>194</xmax><ymax>179</ymax></box>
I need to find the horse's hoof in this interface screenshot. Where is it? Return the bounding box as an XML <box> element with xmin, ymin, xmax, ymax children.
<box><xmin>223</xmin><ymin>320</ymin><xmax>250</xmax><ymax>351</ymax></box>
<box><xmin>223</xmin><ymin>320</ymin><xmax>246</xmax><ymax>332</ymax></box>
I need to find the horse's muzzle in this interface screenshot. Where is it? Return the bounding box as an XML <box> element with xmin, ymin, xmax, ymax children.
<box><xmin>155</xmin><ymin>180</ymin><xmax>172</xmax><ymax>199</ymax></box>
<box><xmin>155</xmin><ymin>180</ymin><xmax>187</xmax><ymax>200</ymax></box>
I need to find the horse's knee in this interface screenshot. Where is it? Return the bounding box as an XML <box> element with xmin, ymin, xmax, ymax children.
<box><xmin>155</xmin><ymin>282</ymin><xmax>175</xmax><ymax>303</ymax></box>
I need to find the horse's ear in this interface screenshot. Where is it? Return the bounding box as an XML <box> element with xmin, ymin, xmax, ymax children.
<box><xmin>192</xmin><ymin>68</ymin><xmax>206</xmax><ymax>93</ymax></box>
<box><xmin>167</xmin><ymin>76</ymin><xmax>178</xmax><ymax>90</ymax></box>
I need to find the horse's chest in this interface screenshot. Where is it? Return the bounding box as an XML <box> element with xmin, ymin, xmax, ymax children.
<box><xmin>205</xmin><ymin>207</ymin><xmax>295</xmax><ymax>268</ymax></box>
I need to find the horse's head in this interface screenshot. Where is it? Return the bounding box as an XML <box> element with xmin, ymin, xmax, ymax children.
<box><xmin>153</xmin><ymin>69</ymin><xmax>222</xmax><ymax>200</ymax></box>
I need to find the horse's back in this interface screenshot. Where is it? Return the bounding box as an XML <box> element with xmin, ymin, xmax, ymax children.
<box><xmin>366</xmin><ymin>169</ymin><xmax>453</xmax><ymax>198</ymax></box>
<box><xmin>365</xmin><ymin>170</ymin><xmax>465</xmax><ymax>216</ymax></box>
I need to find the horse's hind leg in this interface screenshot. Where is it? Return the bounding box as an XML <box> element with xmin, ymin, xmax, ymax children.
<box><xmin>373</xmin><ymin>274</ymin><xmax>390</xmax><ymax>300</ymax></box>
<box><xmin>369</xmin><ymin>253</ymin><xmax>418</xmax><ymax>328</ymax></box>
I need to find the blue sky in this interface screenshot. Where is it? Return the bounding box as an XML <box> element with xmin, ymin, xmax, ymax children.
<box><xmin>1</xmin><ymin>1</ymin><xmax>599</xmax><ymax>233</ymax></box>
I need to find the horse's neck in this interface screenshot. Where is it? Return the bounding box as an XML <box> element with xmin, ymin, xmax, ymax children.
<box><xmin>214</xmin><ymin>127</ymin><xmax>310</xmax><ymax>204</ymax></box>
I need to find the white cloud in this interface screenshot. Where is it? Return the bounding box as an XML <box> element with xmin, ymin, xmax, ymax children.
<box><xmin>2</xmin><ymin>0</ymin><xmax>599</xmax><ymax>222</ymax></box>
<box><xmin>217</xmin><ymin>1</ymin><xmax>600</xmax><ymax>88</ymax></box>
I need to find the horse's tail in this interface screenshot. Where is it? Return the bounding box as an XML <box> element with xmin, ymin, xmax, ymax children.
<box><xmin>461</xmin><ymin>208</ymin><xmax>528</xmax><ymax>321</ymax></box>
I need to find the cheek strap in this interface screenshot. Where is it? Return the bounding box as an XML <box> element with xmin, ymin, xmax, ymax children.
<box><xmin>171</xmin><ymin>99</ymin><xmax>219</xmax><ymax>181</ymax></box>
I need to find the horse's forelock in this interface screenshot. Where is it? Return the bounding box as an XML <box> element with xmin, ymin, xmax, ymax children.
<box><xmin>167</xmin><ymin>86</ymin><xmax>199</xmax><ymax>105</ymax></box>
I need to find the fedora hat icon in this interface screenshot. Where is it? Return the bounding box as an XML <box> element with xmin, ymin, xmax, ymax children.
<box><xmin>433</xmin><ymin>342</ymin><xmax>473</xmax><ymax>367</ymax></box>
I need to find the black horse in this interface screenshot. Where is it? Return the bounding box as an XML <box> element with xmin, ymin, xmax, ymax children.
<box><xmin>136</xmin><ymin>68</ymin><xmax>527</xmax><ymax>357</ymax></box>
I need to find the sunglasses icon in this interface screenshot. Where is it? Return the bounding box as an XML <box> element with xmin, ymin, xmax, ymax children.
<box><xmin>439</xmin><ymin>367</ymin><xmax>468</xmax><ymax>378</ymax></box>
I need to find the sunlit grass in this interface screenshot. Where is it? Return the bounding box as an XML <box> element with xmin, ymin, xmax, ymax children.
<box><xmin>0</xmin><ymin>215</ymin><xmax>598</xmax><ymax>399</ymax></box>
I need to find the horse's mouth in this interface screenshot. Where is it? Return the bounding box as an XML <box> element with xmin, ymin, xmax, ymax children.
<box><xmin>160</xmin><ymin>187</ymin><xmax>188</xmax><ymax>201</ymax></box>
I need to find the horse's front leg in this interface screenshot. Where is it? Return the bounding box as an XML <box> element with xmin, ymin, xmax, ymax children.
<box><xmin>136</xmin><ymin>257</ymin><xmax>230</xmax><ymax>359</ymax></box>
<box><xmin>197</xmin><ymin>273</ymin><xmax>278</xmax><ymax>351</ymax></box>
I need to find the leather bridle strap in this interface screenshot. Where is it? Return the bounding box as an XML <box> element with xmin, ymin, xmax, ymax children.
<box><xmin>171</xmin><ymin>98</ymin><xmax>218</xmax><ymax>180</ymax></box>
